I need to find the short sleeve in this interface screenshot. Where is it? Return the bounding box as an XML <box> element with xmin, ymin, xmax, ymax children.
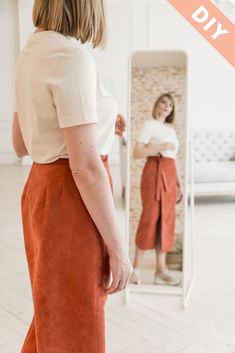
<box><xmin>137</xmin><ymin>121</ymin><xmax>151</xmax><ymax>144</ymax></box>
<box><xmin>51</xmin><ymin>47</ymin><xmax>98</xmax><ymax>128</ymax></box>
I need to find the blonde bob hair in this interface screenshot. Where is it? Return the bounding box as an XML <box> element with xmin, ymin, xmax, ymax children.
<box><xmin>33</xmin><ymin>0</ymin><xmax>107</xmax><ymax>48</ymax></box>
<box><xmin>152</xmin><ymin>93</ymin><xmax>175</xmax><ymax>124</ymax></box>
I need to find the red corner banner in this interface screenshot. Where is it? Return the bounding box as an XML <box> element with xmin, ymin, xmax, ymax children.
<box><xmin>167</xmin><ymin>0</ymin><xmax>235</xmax><ymax>68</ymax></box>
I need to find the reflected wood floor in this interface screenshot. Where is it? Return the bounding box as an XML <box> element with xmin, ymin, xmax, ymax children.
<box><xmin>1</xmin><ymin>164</ymin><xmax>235</xmax><ymax>353</ymax></box>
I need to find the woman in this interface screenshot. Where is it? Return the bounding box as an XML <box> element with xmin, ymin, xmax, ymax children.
<box><xmin>131</xmin><ymin>93</ymin><xmax>183</xmax><ymax>286</ymax></box>
<box><xmin>12</xmin><ymin>1</ymin><xmax>132</xmax><ymax>352</ymax></box>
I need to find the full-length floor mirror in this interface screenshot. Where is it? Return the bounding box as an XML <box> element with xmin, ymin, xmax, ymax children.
<box><xmin>126</xmin><ymin>51</ymin><xmax>193</xmax><ymax>303</ymax></box>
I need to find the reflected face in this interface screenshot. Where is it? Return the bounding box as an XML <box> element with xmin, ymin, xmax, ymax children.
<box><xmin>156</xmin><ymin>97</ymin><xmax>174</xmax><ymax>120</ymax></box>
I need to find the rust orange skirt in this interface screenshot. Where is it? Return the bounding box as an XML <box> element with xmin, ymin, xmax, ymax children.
<box><xmin>135</xmin><ymin>155</ymin><xmax>177</xmax><ymax>253</ymax></box>
<box><xmin>20</xmin><ymin>155</ymin><xmax>112</xmax><ymax>353</ymax></box>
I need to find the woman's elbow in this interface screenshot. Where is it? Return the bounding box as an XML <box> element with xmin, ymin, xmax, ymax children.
<box><xmin>12</xmin><ymin>144</ymin><xmax>28</xmax><ymax>158</ymax></box>
<box><xmin>17</xmin><ymin>151</ymin><xmax>28</xmax><ymax>158</ymax></box>
<box><xmin>70</xmin><ymin>162</ymin><xmax>101</xmax><ymax>185</ymax></box>
<box><xmin>133</xmin><ymin>147</ymin><xmax>140</xmax><ymax>159</ymax></box>
<box><xmin>15</xmin><ymin>151</ymin><xmax>27</xmax><ymax>158</ymax></box>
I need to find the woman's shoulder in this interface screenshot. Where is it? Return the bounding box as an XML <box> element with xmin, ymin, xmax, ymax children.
<box><xmin>27</xmin><ymin>32</ymin><xmax>95</xmax><ymax>63</ymax></box>
<box><xmin>139</xmin><ymin>119</ymin><xmax>154</xmax><ymax>132</ymax></box>
<box><xmin>165</xmin><ymin>123</ymin><xmax>178</xmax><ymax>139</ymax></box>
<box><xmin>144</xmin><ymin>118</ymin><xmax>156</xmax><ymax>126</ymax></box>
<box><xmin>66</xmin><ymin>43</ymin><xmax>95</xmax><ymax>65</ymax></box>
<box><xmin>146</xmin><ymin>118</ymin><xmax>167</xmax><ymax>129</ymax></box>
<box><xmin>52</xmin><ymin>39</ymin><xmax>96</xmax><ymax>75</ymax></box>
<box><xmin>165</xmin><ymin>122</ymin><xmax>176</xmax><ymax>131</ymax></box>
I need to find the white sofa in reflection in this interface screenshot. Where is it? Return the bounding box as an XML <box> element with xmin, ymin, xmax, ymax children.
<box><xmin>190</xmin><ymin>130</ymin><xmax>235</xmax><ymax>196</ymax></box>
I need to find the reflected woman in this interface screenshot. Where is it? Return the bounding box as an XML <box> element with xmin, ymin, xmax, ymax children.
<box><xmin>131</xmin><ymin>93</ymin><xmax>183</xmax><ymax>286</ymax></box>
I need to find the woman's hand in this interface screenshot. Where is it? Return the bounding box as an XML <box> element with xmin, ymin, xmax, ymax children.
<box><xmin>176</xmin><ymin>185</ymin><xmax>183</xmax><ymax>204</ymax></box>
<box><xmin>115</xmin><ymin>114</ymin><xmax>126</xmax><ymax>136</ymax></box>
<box><xmin>148</xmin><ymin>142</ymin><xmax>175</xmax><ymax>156</ymax></box>
<box><xmin>134</xmin><ymin>142</ymin><xmax>176</xmax><ymax>159</ymax></box>
<box><xmin>105</xmin><ymin>252</ymin><xmax>133</xmax><ymax>294</ymax></box>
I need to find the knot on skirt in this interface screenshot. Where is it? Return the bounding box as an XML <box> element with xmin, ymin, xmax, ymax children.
<box><xmin>148</xmin><ymin>155</ymin><xmax>169</xmax><ymax>201</ymax></box>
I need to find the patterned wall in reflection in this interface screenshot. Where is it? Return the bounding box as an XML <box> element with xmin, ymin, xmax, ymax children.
<box><xmin>129</xmin><ymin>66</ymin><xmax>187</xmax><ymax>267</ymax></box>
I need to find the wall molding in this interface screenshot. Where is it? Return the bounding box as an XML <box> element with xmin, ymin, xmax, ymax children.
<box><xmin>107</xmin><ymin>3</ymin><xmax>136</xmax><ymax>53</ymax></box>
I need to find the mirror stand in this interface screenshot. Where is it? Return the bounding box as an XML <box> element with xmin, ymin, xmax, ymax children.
<box><xmin>182</xmin><ymin>140</ymin><xmax>196</xmax><ymax>309</ymax></box>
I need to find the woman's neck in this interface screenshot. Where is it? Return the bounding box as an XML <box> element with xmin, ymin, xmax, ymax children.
<box><xmin>156</xmin><ymin>117</ymin><xmax>165</xmax><ymax>124</ymax></box>
<box><xmin>34</xmin><ymin>27</ymin><xmax>45</xmax><ymax>33</ymax></box>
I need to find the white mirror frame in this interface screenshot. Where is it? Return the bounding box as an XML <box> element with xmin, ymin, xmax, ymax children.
<box><xmin>123</xmin><ymin>50</ymin><xmax>195</xmax><ymax>309</ymax></box>
<box><xmin>182</xmin><ymin>140</ymin><xmax>196</xmax><ymax>309</ymax></box>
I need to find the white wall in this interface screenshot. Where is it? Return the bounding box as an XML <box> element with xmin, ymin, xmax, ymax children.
<box><xmin>0</xmin><ymin>0</ymin><xmax>19</xmax><ymax>163</ymax></box>
<box><xmin>1</xmin><ymin>0</ymin><xmax>235</xmax><ymax>164</ymax></box>
<box><xmin>216</xmin><ymin>0</ymin><xmax>235</xmax><ymax>22</ymax></box>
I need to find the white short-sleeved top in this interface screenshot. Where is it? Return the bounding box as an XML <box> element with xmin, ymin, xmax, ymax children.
<box><xmin>14</xmin><ymin>30</ymin><xmax>118</xmax><ymax>163</ymax></box>
<box><xmin>137</xmin><ymin>119</ymin><xmax>179</xmax><ymax>159</ymax></box>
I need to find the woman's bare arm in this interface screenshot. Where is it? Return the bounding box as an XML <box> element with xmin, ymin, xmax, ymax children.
<box><xmin>62</xmin><ymin>123</ymin><xmax>133</xmax><ymax>294</ymax></box>
<box><xmin>175</xmin><ymin>157</ymin><xmax>182</xmax><ymax>188</ymax></box>
<box><xmin>12</xmin><ymin>112</ymin><xmax>29</xmax><ymax>158</ymax></box>
<box><xmin>175</xmin><ymin>157</ymin><xmax>184</xmax><ymax>203</ymax></box>
<box><xmin>133</xmin><ymin>141</ymin><xmax>175</xmax><ymax>159</ymax></box>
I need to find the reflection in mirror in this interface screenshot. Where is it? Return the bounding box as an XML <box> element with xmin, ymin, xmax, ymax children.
<box><xmin>129</xmin><ymin>51</ymin><xmax>187</xmax><ymax>288</ymax></box>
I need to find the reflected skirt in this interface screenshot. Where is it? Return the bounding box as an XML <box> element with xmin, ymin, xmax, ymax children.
<box><xmin>135</xmin><ymin>155</ymin><xmax>177</xmax><ymax>253</ymax></box>
<box><xmin>20</xmin><ymin>156</ymin><xmax>113</xmax><ymax>353</ymax></box>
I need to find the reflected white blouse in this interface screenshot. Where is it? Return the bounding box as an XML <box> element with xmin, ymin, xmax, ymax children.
<box><xmin>137</xmin><ymin>119</ymin><xmax>179</xmax><ymax>159</ymax></box>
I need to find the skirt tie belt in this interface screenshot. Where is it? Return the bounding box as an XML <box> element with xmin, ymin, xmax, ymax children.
<box><xmin>154</xmin><ymin>155</ymin><xmax>169</xmax><ymax>201</ymax></box>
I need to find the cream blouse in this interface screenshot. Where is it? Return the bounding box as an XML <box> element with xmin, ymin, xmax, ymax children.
<box><xmin>14</xmin><ymin>30</ymin><xmax>118</xmax><ymax>163</ymax></box>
